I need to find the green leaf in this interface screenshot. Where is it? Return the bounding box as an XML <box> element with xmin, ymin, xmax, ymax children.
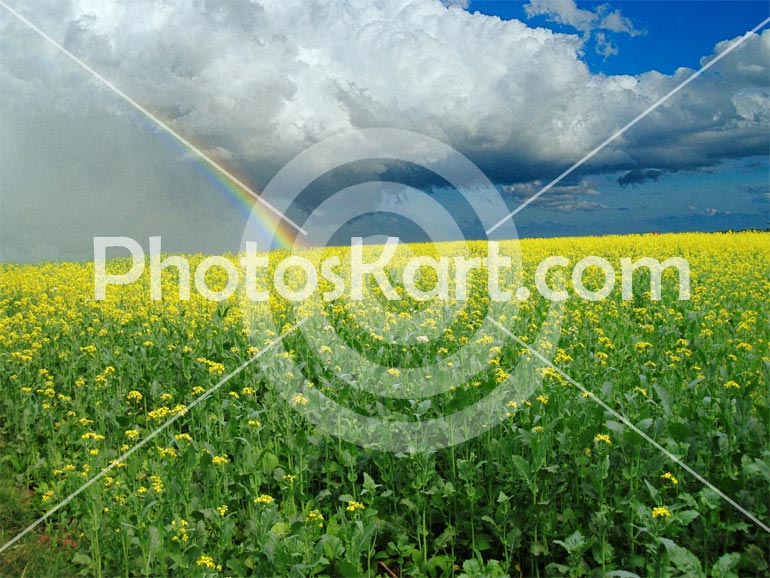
<box><xmin>461</xmin><ymin>558</ymin><xmax>481</xmax><ymax>576</ymax></box>
<box><xmin>71</xmin><ymin>552</ymin><xmax>92</xmax><ymax>567</ymax></box>
<box><xmin>668</xmin><ymin>420</ymin><xmax>691</xmax><ymax>443</ymax></box>
<box><xmin>362</xmin><ymin>472</ymin><xmax>381</xmax><ymax>494</ymax></box>
<box><xmin>711</xmin><ymin>552</ymin><xmax>741</xmax><ymax>578</ymax></box>
<box><xmin>434</xmin><ymin>527</ymin><xmax>457</xmax><ymax>549</ymax></box>
<box><xmin>166</xmin><ymin>549</ymin><xmax>189</xmax><ymax>569</ymax></box>
<box><xmin>148</xmin><ymin>525</ymin><xmax>161</xmax><ymax>555</ymax></box>
<box><xmin>322</xmin><ymin>535</ymin><xmax>344</xmax><ymax>560</ymax></box>
<box><xmin>644</xmin><ymin>479</ymin><xmax>659</xmax><ymax>501</ymax></box>
<box><xmin>743</xmin><ymin>456</ymin><xmax>770</xmax><ymax>484</ymax></box>
<box><xmin>686</xmin><ymin>377</ymin><xmax>705</xmax><ymax>389</ymax></box>
<box><xmin>660</xmin><ymin>538</ymin><xmax>704</xmax><ymax>578</ymax></box>
<box><xmin>553</xmin><ymin>529</ymin><xmax>585</xmax><ymax>554</ymax></box>
<box><xmin>511</xmin><ymin>455</ymin><xmax>531</xmax><ymax>482</ymax></box>
<box><xmin>675</xmin><ymin>509</ymin><xmax>699</xmax><ymax>526</ymax></box>
<box><xmin>606</xmin><ymin>420</ymin><xmax>626</xmax><ymax>434</ymax></box>
<box><xmin>635</xmin><ymin>418</ymin><xmax>653</xmax><ymax>432</ymax></box>
<box><xmin>653</xmin><ymin>383</ymin><xmax>673</xmax><ymax>417</ymax></box>
<box><xmin>261</xmin><ymin>451</ymin><xmax>279</xmax><ymax>475</ymax></box>
<box><xmin>270</xmin><ymin>521</ymin><xmax>289</xmax><ymax>536</ymax></box>
<box><xmin>599</xmin><ymin>454</ymin><xmax>610</xmax><ymax>480</ymax></box>
<box><xmin>546</xmin><ymin>562</ymin><xmax>570</xmax><ymax>575</ymax></box>
<box><xmin>336</xmin><ymin>560</ymin><xmax>361</xmax><ymax>577</ymax></box>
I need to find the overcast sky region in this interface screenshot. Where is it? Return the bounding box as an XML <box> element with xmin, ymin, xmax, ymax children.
<box><xmin>1</xmin><ymin>0</ymin><xmax>768</xmax><ymax>262</ymax></box>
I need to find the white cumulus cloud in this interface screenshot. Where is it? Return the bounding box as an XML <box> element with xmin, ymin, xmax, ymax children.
<box><xmin>2</xmin><ymin>0</ymin><xmax>765</xmax><ymax>185</ymax></box>
<box><xmin>524</xmin><ymin>0</ymin><xmax>644</xmax><ymax>57</ymax></box>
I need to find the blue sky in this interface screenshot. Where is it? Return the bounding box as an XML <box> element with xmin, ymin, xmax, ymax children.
<box><xmin>1</xmin><ymin>0</ymin><xmax>768</xmax><ymax>261</ymax></box>
<box><xmin>470</xmin><ymin>1</ymin><xmax>770</xmax><ymax>75</ymax></box>
<box><xmin>462</xmin><ymin>0</ymin><xmax>770</xmax><ymax>237</ymax></box>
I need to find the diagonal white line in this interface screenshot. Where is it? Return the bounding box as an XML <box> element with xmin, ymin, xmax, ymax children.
<box><xmin>0</xmin><ymin>0</ymin><xmax>308</xmax><ymax>237</ymax></box>
<box><xmin>0</xmin><ymin>319</ymin><xmax>308</xmax><ymax>555</ymax></box>
<box><xmin>486</xmin><ymin>15</ymin><xmax>770</xmax><ymax>235</ymax></box>
<box><xmin>490</xmin><ymin>317</ymin><xmax>770</xmax><ymax>535</ymax></box>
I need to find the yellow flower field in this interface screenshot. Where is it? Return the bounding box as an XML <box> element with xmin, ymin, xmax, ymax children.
<box><xmin>0</xmin><ymin>231</ymin><xmax>768</xmax><ymax>577</ymax></box>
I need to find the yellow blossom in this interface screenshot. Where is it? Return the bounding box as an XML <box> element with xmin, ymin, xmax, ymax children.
<box><xmin>196</xmin><ymin>555</ymin><xmax>218</xmax><ymax>570</ymax></box>
<box><xmin>156</xmin><ymin>447</ymin><xmax>177</xmax><ymax>459</ymax></box>
<box><xmin>635</xmin><ymin>342</ymin><xmax>653</xmax><ymax>354</ymax></box>
<box><xmin>594</xmin><ymin>434</ymin><xmax>612</xmax><ymax>445</ymax></box>
<box><xmin>346</xmin><ymin>500</ymin><xmax>365</xmax><ymax>512</ymax></box>
<box><xmin>661</xmin><ymin>472</ymin><xmax>678</xmax><ymax>485</ymax></box>
<box><xmin>171</xmin><ymin>518</ymin><xmax>189</xmax><ymax>542</ymax></box>
<box><xmin>150</xmin><ymin>475</ymin><xmax>164</xmax><ymax>493</ymax></box>
<box><xmin>307</xmin><ymin>509</ymin><xmax>324</xmax><ymax>526</ymax></box>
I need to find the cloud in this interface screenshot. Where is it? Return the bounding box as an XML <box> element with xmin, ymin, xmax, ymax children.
<box><xmin>523</xmin><ymin>0</ymin><xmax>643</xmax><ymax>59</ymax></box>
<box><xmin>745</xmin><ymin>185</ymin><xmax>770</xmax><ymax>205</ymax></box>
<box><xmin>524</xmin><ymin>0</ymin><xmax>598</xmax><ymax>33</ymax></box>
<box><xmin>2</xmin><ymin>0</ymin><xmax>766</xmax><ymax>186</ymax></box>
<box><xmin>1</xmin><ymin>0</ymin><xmax>768</xmax><ymax>259</ymax></box>
<box><xmin>595</xmin><ymin>5</ymin><xmax>641</xmax><ymax>36</ymax></box>
<box><xmin>594</xmin><ymin>32</ymin><xmax>618</xmax><ymax>59</ymax></box>
<box><xmin>524</xmin><ymin>0</ymin><xmax>644</xmax><ymax>46</ymax></box>
<box><xmin>440</xmin><ymin>0</ymin><xmax>470</xmax><ymax>8</ymax></box>
<box><xmin>687</xmin><ymin>204</ymin><xmax>732</xmax><ymax>217</ymax></box>
<box><xmin>501</xmin><ymin>179</ymin><xmax>611</xmax><ymax>212</ymax></box>
<box><xmin>617</xmin><ymin>169</ymin><xmax>664</xmax><ymax>187</ymax></box>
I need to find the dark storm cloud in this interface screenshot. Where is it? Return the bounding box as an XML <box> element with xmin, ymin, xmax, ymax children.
<box><xmin>617</xmin><ymin>169</ymin><xmax>663</xmax><ymax>187</ymax></box>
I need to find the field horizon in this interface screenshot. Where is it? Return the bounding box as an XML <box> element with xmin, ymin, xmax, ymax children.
<box><xmin>3</xmin><ymin>228</ymin><xmax>769</xmax><ymax>267</ymax></box>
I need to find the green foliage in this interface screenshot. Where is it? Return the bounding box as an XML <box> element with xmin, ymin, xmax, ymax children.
<box><xmin>0</xmin><ymin>232</ymin><xmax>768</xmax><ymax>576</ymax></box>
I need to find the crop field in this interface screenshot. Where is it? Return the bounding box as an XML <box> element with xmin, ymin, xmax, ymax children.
<box><xmin>0</xmin><ymin>231</ymin><xmax>768</xmax><ymax>577</ymax></box>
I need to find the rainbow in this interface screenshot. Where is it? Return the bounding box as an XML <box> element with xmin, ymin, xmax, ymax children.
<box><xmin>188</xmin><ymin>158</ymin><xmax>301</xmax><ymax>251</ymax></box>
<box><xmin>0</xmin><ymin>0</ymin><xmax>303</xmax><ymax>251</ymax></box>
<box><xmin>149</xmin><ymin>123</ymin><xmax>302</xmax><ymax>251</ymax></box>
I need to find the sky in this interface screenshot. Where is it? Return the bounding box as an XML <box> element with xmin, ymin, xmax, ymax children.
<box><xmin>0</xmin><ymin>0</ymin><xmax>768</xmax><ymax>262</ymax></box>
